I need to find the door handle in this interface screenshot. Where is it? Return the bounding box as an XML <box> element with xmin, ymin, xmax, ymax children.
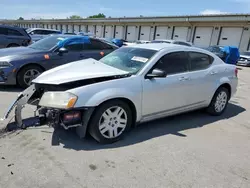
<box><xmin>79</xmin><ymin>54</ymin><xmax>86</xmax><ymax>58</ymax></box>
<box><xmin>210</xmin><ymin>71</ymin><xmax>218</xmax><ymax>75</ymax></box>
<box><xmin>179</xmin><ymin>76</ymin><xmax>190</xmax><ymax>81</ymax></box>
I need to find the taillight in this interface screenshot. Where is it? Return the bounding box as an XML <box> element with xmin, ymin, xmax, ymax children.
<box><xmin>235</xmin><ymin>68</ymin><xmax>238</xmax><ymax>77</ymax></box>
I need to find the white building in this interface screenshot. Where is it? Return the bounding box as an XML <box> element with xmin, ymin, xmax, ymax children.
<box><xmin>1</xmin><ymin>14</ymin><xmax>250</xmax><ymax>50</ymax></box>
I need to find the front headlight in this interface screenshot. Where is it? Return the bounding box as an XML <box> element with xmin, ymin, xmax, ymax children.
<box><xmin>0</xmin><ymin>61</ymin><xmax>12</xmax><ymax>68</ymax></box>
<box><xmin>39</xmin><ymin>92</ymin><xmax>78</xmax><ymax>109</ymax></box>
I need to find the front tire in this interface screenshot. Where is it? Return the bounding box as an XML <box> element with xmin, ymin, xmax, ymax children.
<box><xmin>207</xmin><ymin>87</ymin><xmax>229</xmax><ymax>116</ymax></box>
<box><xmin>17</xmin><ymin>65</ymin><xmax>43</xmax><ymax>88</ymax></box>
<box><xmin>88</xmin><ymin>100</ymin><xmax>132</xmax><ymax>144</ymax></box>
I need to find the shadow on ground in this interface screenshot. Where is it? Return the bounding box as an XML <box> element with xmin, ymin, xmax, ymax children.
<box><xmin>50</xmin><ymin>103</ymin><xmax>245</xmax><ymax>151</ymax></box>
<box><xmin>3</xmin><ymin>103</ymin><xmax>245</xmax><ymax>150</ymax></box>
<box><xmin>0</xmin><ymin>85</ymin><xmax>22</xmax><ymax>92</ymax></box>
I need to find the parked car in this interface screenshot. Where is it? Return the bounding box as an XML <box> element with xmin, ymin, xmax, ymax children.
<box><xmin>0</xmin><ymin>34</ymin><xmax>118</xmax><ymax>88</ymax></box>
<box><xmin>99</xmin><ymin>38</ymin><xmax>124</xmax><ymax>47</ymax></box>
<box><xmin>3</xmin><ymin>43</ymin><xmax>238</xmax><ymax>144</ymax></box>
<box><xmin>136</xmin><ymin>40</ymin><xmax>151</xmax><ymax>44</ymax></box>
<box><xmin>206</xmin><ymin>45</ymin><xmax>225</xmax><ymax>59</ymax></box>
<box><xmin>236</xmin><ymin>51</ymin><xmax>250</xmax><ymax>67</ymax></box>
<box><xmin>64</xmin><ymin>32</ymin><xmax>76</xmax><ymax>35</ymax></box>
<box><xmin>77</xmin><ymin>32</ymin><xmax>95</xmax><ymax>37</ymax></box>
<box><xmin>0</xmin><ymin>25</ymin><xmax>31</xmax><ymax>48</ymax></box>
<box><xmin>151</xmin><ymin>39</ymin><xmax>192</xmax><ymax>46</ymax></box>
<box><xmin>26</xmin><ymin>28</ymin><xmax>62</xmax><ymax>42</ymax></box>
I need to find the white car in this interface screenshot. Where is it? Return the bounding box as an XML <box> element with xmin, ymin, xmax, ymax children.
<box><xmin>151</xmin><ymin>39</ymin><xmax>192</xmax><ymax>47</ymax></box>
<box><xmin>237</xmin><ymin>51</ymin><xmax>250</xmax><ymax>67</ymax></box>
<box><xmin>2</xmin><ymin>44</ymin><xmax>238</xmax><ymax>144</ymax></box>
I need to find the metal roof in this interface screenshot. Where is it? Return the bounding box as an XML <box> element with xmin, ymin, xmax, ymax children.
<box><xmin>1</xmin><ymin>13</ymin><xmax>250</xmax><ymax>23</ymax></box>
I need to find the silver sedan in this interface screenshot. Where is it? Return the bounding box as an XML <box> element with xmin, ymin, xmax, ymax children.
<box><xmin>2</xmin><ymin>43</ymin><xmax>238</xmax><ymax>144</ymax></box>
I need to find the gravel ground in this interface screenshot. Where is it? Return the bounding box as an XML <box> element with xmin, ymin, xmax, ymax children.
<box><xmin>0</xmin><ymin>67</ymin><xmax>249</xmax><ymax>188</ymax></box>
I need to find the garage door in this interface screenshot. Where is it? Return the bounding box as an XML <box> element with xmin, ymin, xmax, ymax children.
<box><xmin>173</xmin><ymin>27</ymin><xmax>189</xmax><ymax>41</ymax></box>
<box><xmin>88</xmin><ymin>25</ymin><xmax>95</xmax><ymax>34</ymax></box>
<box><xmin>80</xmin><ymin>25</ymin><xmax>87</xmax><ymax>32</ymax></box>
<box><xmin>104</xmin><ymin>26</ymin><xmax>113</xmax><ymax>38</ymax></box>
<box><xmin>193</xmin><ymin>27</ymin><xmax>213</xmax><ymax>47</ymax></box>
<box><xmin>62</xmin><ymin>25</ymin><xmax>67</xmax><ymax>33</ymax></box>
<box><xmin>219</xmin><ymin>27</ymin><xmax>243</xmax><ymax>47</ymax></box>
<box><xmin>74</xmin><ymin>25</ymin><xmax>80</xmax><ymax>33</ymax></box>
<box><xmin>139</xmin><ymin>26</ymin><xmax>151</xmax><ymax>40</ymax></box>
<box><xmin>68</xmin><ymin>25</ymin><xmax>74</xmax><ymax>33</ymax></box>
<box><xmin>52</xmin><ymin>24</ymin><xmax>56</xmax><ymax>29</ymax></box>
<box><xmin>96</xmin><ymin>25</ymin><xmax>103</xmax><ymax>37</ymax></box>
<box><xmin>155</xmin><ymin>26</ymin><xmax>168</xmax><ymax>39</ymax></box>
<box><xmin>126</xmin><ymin>26</ymin><xmax>137</xmax><ymax>41</ymax></box>
<box><xmin>114</xmin><ymin>26</ymin><xmax>124</xmax><ymax>39</ymax></box>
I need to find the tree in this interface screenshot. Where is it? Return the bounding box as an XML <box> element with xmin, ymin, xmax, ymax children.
<box><xmin>18</xmin><ymin>17</ymin><xmax>24</xmax><ymax>20</ymax></box>
<box><xmin>88</xmin><ymin>13</ymin><xmax>106</xmax><ymax>18</ymax></box>
<box><xmin>68</xmin><ymin>15</ymin><xmax>82</xmax><ymax>19</ymax></box>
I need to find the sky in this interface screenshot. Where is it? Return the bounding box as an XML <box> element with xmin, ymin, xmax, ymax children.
<box><xmin>0</xmin><ymin>0</ymin><xmax>249</xmax><ymax>19</ymax></box>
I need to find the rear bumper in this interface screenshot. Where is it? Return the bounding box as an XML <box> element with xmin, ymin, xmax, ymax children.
<box><xmin>230</xmin><ymin>77</ymin><xmax>238</xmax><ymax>98</ymax></box>
<box><xmin>0</xmin><ymin>67</ymin><xmax>17</xmax><ymax>85</ymax></box>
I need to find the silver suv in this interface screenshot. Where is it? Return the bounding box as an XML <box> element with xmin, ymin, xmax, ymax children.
<box><xmin>0</xmin><ymin>25</ymin><xmax>31</xmax><ymax>48</ymax></box>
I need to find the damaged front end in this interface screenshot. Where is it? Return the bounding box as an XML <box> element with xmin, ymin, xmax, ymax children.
<box><xmin>1</xmin><ymin>83</ymin><xmax>95</xmax><ymax>138</ymax></box>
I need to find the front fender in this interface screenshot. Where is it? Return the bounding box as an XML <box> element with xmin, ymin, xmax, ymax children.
<box><xmin>81</xmin><ymin>88</ymin><xmax>137</xmax><ymax>107</ymax></box>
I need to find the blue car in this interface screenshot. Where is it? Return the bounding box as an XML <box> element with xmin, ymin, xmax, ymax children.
<box><xmin>0</xmin><ymin>35</ymin><xmax>118</xmax><ymax>88</ymax></box>
<box><xmin>99</xmin><ymin>38</ymin><xmax>124</xmax><ymax>47</ymax></box>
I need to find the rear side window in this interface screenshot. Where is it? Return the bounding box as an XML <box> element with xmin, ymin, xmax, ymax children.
<box><xmin>0</xmin><ymin>28</ymin><xmax>7</xmax><ymax>35</ymax></box>
<box><xmin>89</xmin><ymin>39</ymin><xmax>105</xmax><ymax>50</ymax></box>
<box><xmin>154</xmin><ymin>52</ymin><xmax>189</xmax><ymax>75</ymax></box>
<box><xmin>189</xmin><ymin>52</ymin><xmax>213</xmax><ymax>71</ymax></box>
<box><xmin>7</xmin><ymin>29</ymin><xmax>23</xmax><ymax>36</ymax></box>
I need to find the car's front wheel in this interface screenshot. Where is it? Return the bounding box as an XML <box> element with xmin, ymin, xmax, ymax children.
<box><xmin>207</xmin><ymin>87</ymin><xmax>229</xmax><ymax>116</ymax></box>
<box><xmin>88</xmin><ymin>100</ymin><xmax>132</xmax><ymax>144</ymax></box>
<box><xmin>17</xmin><ymin>65</ymin><xmax>43</xmax><ymax>88</ymax></box>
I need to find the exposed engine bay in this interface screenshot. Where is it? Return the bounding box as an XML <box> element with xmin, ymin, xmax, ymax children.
<box><xmin>1</xmin><ymin>74</ymin><xmax>131</xmax><ymax>138</ymax></box>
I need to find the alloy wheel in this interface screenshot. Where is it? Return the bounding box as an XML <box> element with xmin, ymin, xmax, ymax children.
<box><xmin>98</xmin><ymin>106</ymin><xmax>128</xmax><ymax>139</ymax></box>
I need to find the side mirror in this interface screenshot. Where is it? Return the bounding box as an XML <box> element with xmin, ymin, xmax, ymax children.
<box><xmin>146</xmin><ymin>68</ymin><xmax>167</xmax><ymax>79</ymax></box>
<box><xmin>58</xmin><ymin>47</ymin><xmax>68</xmax><ymax>55</ymax></box>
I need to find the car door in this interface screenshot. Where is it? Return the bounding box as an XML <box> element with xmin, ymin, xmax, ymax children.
<box><xmin>0</xmin><ymin>28</ymin><xmax>8</xmax><ymax>48</ymax></box>
<box><xmin>6</xmin><ymin>28</ymin><xmax>26</xmax><ymax>46</ymax></box>
<box><xmin>186</xmin><ymin>51</ymin><xmax>216</xmax><ymax>105</ymax></box>
<box><xmin>50</xmin><ymin>42</ymin><xmax>85</xmax><ymax>68</ymax></box>
<box><xmin>142</xmin><ymin>51</ymin><xmax>191</xmax><ymax>117</ymax></box>
<box><xmin>81</xmin><ymin>39</ymin><xmax>116</xmax><ymax>60</ymax></box>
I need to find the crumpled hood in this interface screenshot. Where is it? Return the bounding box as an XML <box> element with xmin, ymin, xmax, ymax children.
<box><xmin>33</xmin><ymin>58</ymin><xmax>129</xmax><ymax>84</ymax></box>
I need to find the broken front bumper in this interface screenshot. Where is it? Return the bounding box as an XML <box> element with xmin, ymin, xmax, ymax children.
<box><xmin>1</xmin><ymin>84</ymin><xmax>95</xmax><ymax>138</ymax></box>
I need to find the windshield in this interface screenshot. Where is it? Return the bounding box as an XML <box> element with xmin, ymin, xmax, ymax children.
<box><xmin>26</xmin><ymin>28</ymin><xmax>32</xmax><ymax>33</ymax></box>
<box><xmin>241</xmin><ymin>51</ymin><xmax>250</xmax><ymax>56</ymax></box>
<box><xmin>99</xmin><ymin>47</ymin><xmax>157</xmax><ymax>74</ymax></box>
<box><xmin>28</xmin><ymin>36</ymin><xmax>67</xmax><ymax>51</ymax></box>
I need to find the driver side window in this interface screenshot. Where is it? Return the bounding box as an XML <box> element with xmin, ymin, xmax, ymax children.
<box><xmin>154</xmin><ymin>52</ymin><xmax>189</xmax><ymax>75</ymax></box>
<box><xmin>64</xmin><ymin>42</ymin><xmax>84</xmax><ymax>51</ymax></box>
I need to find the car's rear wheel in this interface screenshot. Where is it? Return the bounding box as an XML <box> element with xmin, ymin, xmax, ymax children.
<box><xmin>17</xmin><ymin>65</ymin><xmax>43</xmax><ymax>88</ymax></box>
<box><xmin>207</xmin><ymin>87</ymin><xmax>229</xmax><ymax>116</ymax></box>
<box><xmin>88</xmin><ymin>100</ymin><xmax>132</xmax><ymax>144</ymax></box>
<box><xmin>7</xmin><ymin>43</ymin><xmax>20</xmax><ymax>48</ymax></box>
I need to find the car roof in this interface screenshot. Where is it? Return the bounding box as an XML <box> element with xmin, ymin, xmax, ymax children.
<box><xmin>0</xmin><ymin>24</ymin><xmax>23</xmax><ymax>30</ymax></box>
<box><xmin>29</xmin><ymin>28</ymin><xmax>61</xmax><ymax>32</ymax></box>
<box><xmin>127</xmin><ymin>43</ymin><xmax>189</xmax><ymax>51</ymax></box>
<box><xmin>126</xmin><ymin>43</ymin><xmax>216</xmax><ymax>55</ymax></box>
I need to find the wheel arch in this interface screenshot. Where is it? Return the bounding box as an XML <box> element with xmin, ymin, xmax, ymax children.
<box><xmin>90</xmin><ymin>97</ymin><xmax>137</xmax><ymax>127</ymax></box>
<box><xmin>16</xmin><ymin>63</ymin><xmax>46</xmax><ymax>85</ymax></box>
<box><xmin>216</xmin><ymin>83</ymin><xmax>232</xmax><ymax>100</ymax></box>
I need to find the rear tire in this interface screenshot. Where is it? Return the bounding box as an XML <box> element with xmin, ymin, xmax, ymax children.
<box><xmin>207</xmin><ymin>87</ymin><xmax>229</xmax><ymax>116</ymax></box>
<box><xmin>88</xmin><ymin>100</ymin><xmax>132</xmax><ymax>144</ymax></box>
<box><xmin>17</xmin><ymin>65</ymin><xmax>43</xmax><ymax>88</ymax></box>
<box><xmin>7</xmin><ymin>44</ymin><xmax>20</xmax><ymax>48</ymax></box>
